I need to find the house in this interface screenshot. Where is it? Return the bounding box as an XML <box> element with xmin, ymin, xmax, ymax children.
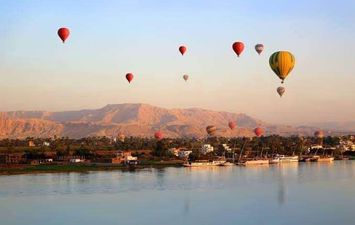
<box><xmin>28</xmin><ymin>140</ymin><xmax>36</xmax><ymax>147</ymax></box>
<box><xmin>178</xmin><ymin>150</ymin><xmax>192</xmax><ymax>159</ymax></box>
<box><xmin>201</xmin><ymin>144</ymin><xmax>214</xmax><ymax>155</ymax></box>
<box><xmin>221</xmin><ymin>144</ymin><xmax>232</xmax><ymax>152</ymax></box>
<box><xmin>0</xmin><ymin>153</ymin><xmax>24</xmax><ymax>164</ymax></box>
<box><xmin>93</xmin><ymin>151</ymin><xmax>134</xmax><ymax>164</ymax></box>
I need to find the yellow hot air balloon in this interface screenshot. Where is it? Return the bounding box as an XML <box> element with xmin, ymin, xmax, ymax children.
<box><xmin>269</xmin><ymin>51</ymin><xmax>295</xmax><ymax>83</ymax></box>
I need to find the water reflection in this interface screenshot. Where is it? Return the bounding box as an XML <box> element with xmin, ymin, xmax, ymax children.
<box><xmin>0</xmin><ymin>162</ymin><xmax>355</xmax><ymax>225</ymax></box>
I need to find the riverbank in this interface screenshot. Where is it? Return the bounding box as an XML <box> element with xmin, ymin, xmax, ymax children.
<box><xmin>0</xmin><ymin>160</ymin><xmax>185</xmax><ymax>175</ymax></box>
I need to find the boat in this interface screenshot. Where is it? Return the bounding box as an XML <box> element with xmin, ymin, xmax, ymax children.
<box><xmin>237</xmin><ymin>159</ymin><xmax>269</xmax><ymax>166</ymax></box>
<box><xmin>183</xmin><ymin>160</ymin><xmax>226</xmax><ymax>167</ymax></box>
<box><xmin>219</xmin><ymin>162</ymin><xmax>235</xmax><ymax>166</ymax></box>
<box><xmin>317</xmin><ymin>157</ymin><xmax>334</xmax><ymax>162</ymax></box>
<box><xmin>270</xmin><ymin>155</ymin><xmax>299</xmax><ymax>164</ymax></box>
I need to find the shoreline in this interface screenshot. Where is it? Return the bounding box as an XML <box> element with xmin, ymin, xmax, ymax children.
<box><xmin>0</xmin><ymin>161</ymin><xmax>184</xmax><ymax>176</ymax></box>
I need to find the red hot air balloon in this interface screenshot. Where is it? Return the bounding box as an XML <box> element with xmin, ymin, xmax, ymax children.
<box><xmin>228</xmin><ymin>121</ymin><xmax>236</xmax><ymax>130</ymax></box>
<box><xmin>154</xmin><ymin>131</ymin><xmax>163</xmax><ymax>140</ymax></box>
<box><xmin>179</xmin><ymin>46</ymin><xmax>187</xmax><ymax>55</ymax></box>
<box><xmin>126</xmin><ymin>73</ymin><xmax>134</xmax><ymax>83</ymax></box>
<box><xmin>57</xmin><ymin>27</ymin><xmax>70</xmax><ymax>43</ymax></box>
<box><xmin>254</xmin><ymin>127</ymin><xmax>264</xmax><ymax>137</ymax></box>
<box><xmin>232</xmin><ymin>42</ymin><xmax>245</xmax><ymax>57</ymax></box>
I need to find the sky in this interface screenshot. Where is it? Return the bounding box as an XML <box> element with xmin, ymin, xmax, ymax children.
<box><xmin>0</xmin><ymin>0</ymin><xmax>354</xmax><ymax>124</ymax></box>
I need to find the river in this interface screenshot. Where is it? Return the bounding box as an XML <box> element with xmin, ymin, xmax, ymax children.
<box><xmin>0</xmin><ymin>161</ymin><xmax>354</xmax><ymax>225</ymax></box>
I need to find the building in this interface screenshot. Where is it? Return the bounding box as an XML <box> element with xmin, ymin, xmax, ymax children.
<box><xmin>178</xmin><ymin>150</ymin><xmax>192</xmax><ymax>159</ymax></box>
<box><xmin>0</xmin><ymin>153</ymin><xmax>24</xmax><ymax>164</ymax></box>
<box><xmin>28</xmin><ymin>140</ymin><xmax>36</xmax><ymax>147</ymax></box>
<box><xmin>221</xmin><ymin>144</ymin><xmax>232</xmax><ymax>152</ymax></box>
<box><xmin>168</xmin><ymin>148</ymin><xmax>180</xmax><ymax>157</ymax></box>
<box><xmin>93</xmin><ymin>151</ymin><xmax>134</xmax><ymax>164</ymax></box>
<box><xmin>201</xmin><ymin>144</ymin><xmax>214</xmax><ymax>155</ymax></box>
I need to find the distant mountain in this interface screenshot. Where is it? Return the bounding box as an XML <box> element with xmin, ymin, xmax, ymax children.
<box><xmin>0</xmin><ymin>104</ymin><xmax>352</xmax><ymax>139</ymax></box>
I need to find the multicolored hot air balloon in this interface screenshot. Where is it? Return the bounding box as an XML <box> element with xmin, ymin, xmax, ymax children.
<box><xmin>254</xmin><ymin>127</ymin><xmax>264</xmax><ymax>137</ymax></box>
<box><xmin>269</xmin><ymin>51</ymin><xmax>295</xmax><ymax>83</ymax></box>
<box><xmin>277</xmin><ymin>86</ymin><xmax>285</xmax><ymax>97</ymax></box>
<box><xmin>183</xmin><ymin>74</ymin><xmax>189</xmax><ymax>82</ymax></box>
<box><xmin>154</xmin><ymin>131</ymin><xmax>163</xmax><ymax>140</ymax></box>
<box><xmin>179</xmin><ymin>46</ymin><xmax>187</xmax><ymax>55</ymax></box>
<box><xmin>232</xmin><ymin>42</ymin><xmax>244</xmax><ymax>57</ymax></box>
<box><xmin>255</xmin><ymin>44</ymin><xmax>264</xmax><ymax>55</ymax></box>
<box><xmin>228</xmin><ymin>121</ymin><xmax>236</xmax><ymax>130</ymax></box>
<box><xmin>206</xmin><ymin>125</ymin><xmax>217</xmax><ymax>136</ymax></box>
<box><xmin>314</xmin><ymin>130</ymin><xmax>324</xmax><ymax>138</ymax></box>
<box><xmin>126</xmin><ymin>73</ymin><xmax>134</xmax><ymax>83</ymax></box>
<box><xmin>57</xmin><ymin>27</ymin><xmax>70</xmax><ymax>43</ymax></box>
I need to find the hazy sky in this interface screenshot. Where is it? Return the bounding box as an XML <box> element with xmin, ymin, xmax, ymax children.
<box><xmin>0</xmin><ymin>0</ymin><xmax>354</xmax><ymax>124</ymax></box>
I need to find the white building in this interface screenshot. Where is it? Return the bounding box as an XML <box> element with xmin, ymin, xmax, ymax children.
<box><xmin>178</xmin><ymin>150</ymin><xmax>192</xmax><ymax>158</ymax></box>
<box><xmin>222</xmin><ymin>144</ymin><xmax>232</xmax><ymax>152</ymax></box>
<box><xmin>201</xmin><ymin>144</ymin><xmax>214</xmax><ymax>155</ymax></box>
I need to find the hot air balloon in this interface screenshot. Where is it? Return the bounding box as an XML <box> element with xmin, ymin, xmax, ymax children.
<box><xmin>277</xmin><ymin>86</ymin><xmax>285</xmax><ymax>97</ymax></box>
<box><xmin>206</xmin><ymin>125</ymin><xmax>217</xmax><ymax>136</ymax></box>
<box><xmin>179</xmin><ymin>46</ymin><xmax>187</xmax><ymax>55</ymax></box>
<box><xmin>154</xmin><ymin>131</ymin><xmax>163</xmax><ymax>140</ymax></box>
<box><xmin>183</xmin><ymin>74</ymin><xmax>189</xmax><ymax>82</ymax></box>
<box><xmin>232</xmin><ymin>42</ymin><xmax>245</xmax><ymax>57</ymax></box>
<box><xmin>117</xmin><ymin>133</ymin><xmax>125</xmax><ymax>142</ymax></box>
<box><xmin>228</xmin><ymin>121</ymin><xmax>236</xmax><ymax>130</ymax></box>
<box><xmin>126</xmin><ymin>73</ymin><xmax>134</xmax><ymax>83</ymax></box>
<box><xmin>57</xmin><ymin>27</ymin><xmax>70</xmax><ymax>43</ymax></box>
<box><xmin>255</xmin><ymin>44</ymin><xmax>264</xmax><ymax>55</ymax></box>
<box><xmin>254</xmin><ymin>127</ymin><xmax>264</xmax><ymax>137</ymax></box>
<box><xmin>314</xmin><ymin>130</ymin><xmax>324</xmax><ymax>138</ymax></box>
<box><xmin>269</xmin><ymin>51</ymin><xmax>295</xmax><ymax>83</ymax></box>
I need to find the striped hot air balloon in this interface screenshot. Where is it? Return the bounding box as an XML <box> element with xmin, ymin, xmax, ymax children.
<box><xmin>269</xmin><ymin>51</ymin><xmax>295</xmax><ymax>83</ymax></box>
<box><xmin>206</xmin><ymin>125</ymin><xmax>217</xmax><ymax>136</ymax></box>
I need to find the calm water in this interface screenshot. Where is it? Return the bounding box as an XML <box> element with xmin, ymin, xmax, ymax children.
<box><xmin>0</xmin><ymin>161</ymin><xmax>355</xmax><ymax>225</ymax></box>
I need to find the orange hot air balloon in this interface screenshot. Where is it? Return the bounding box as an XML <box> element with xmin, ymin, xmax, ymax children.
<box><xmin>57</xmin><ymin>27</ymin><xmax>70</xmax><ymax>43</ymax></box>
<box><xmin>154</xmin><ymin>131</ymin><xmax>163</xmax><ymax>140</ymax></box>
<box><xmin>254</xmin><ymin>127</ymin><xmax>264</xmax><ymax>137</ymax></box>
<box><xmin>228</xmin><ymin>121</ymin><xmax>236</xmax><ymax>130</ymax></box>
<box><xmin>314</xmin><ymin>130</ymin><xmax>324</xmax><ymax>138</ymax></box>
<box><xmin>179</xmin><ymin>45</ymin><xmax>187</xmax><ymax>55</ymax></box>
<box><xmin>232</xmin><ymin>42</ymin><xmax>245</xmax><ymax>57</ymax></box>
<box><xmin>126</xmin><ymin>73</ymin><xmax>134</xmax><ymax>83</ymax></box>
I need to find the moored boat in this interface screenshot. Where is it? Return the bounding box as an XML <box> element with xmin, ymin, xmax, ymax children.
<box><xmin>270</xmin><ymin>155</ymin><xmax>299</xmax><ymax>164</ymax></box>
<box><xmin>237</xmin><ymin>159</ymin><xmax>269</xmax><ymax>166</ymax></box>
<box><xmin>183</xmin><ymin>160</ymin><xmax>226</xmax><ymax>167</ymax></box>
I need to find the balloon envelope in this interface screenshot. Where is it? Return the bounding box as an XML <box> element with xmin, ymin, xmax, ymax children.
<box><xmin>183</xmin><ymin>74</ymin><xmax>189</xmax><ymax>81</ymax></box>
<box><xmin>154</xmin><ymin>131</ymin><xmax>163</xmax><ymax>140</ymax></box>
<box><xmin>179</xmin><ymin>46</ymin><xmax>187</xmax><ymax>55</ymax></box>
<box><xmin>277</xmin><ymin>86</ymin><xmax>285</xmax><ymax>97</ymax></box>
<box><xmin>314</xmin><ymin>130</ymin><xmax>324</xmax><ymax>138</ymax></box>
<box><xmin>126</xmin><ymin>73</ymin><xmax>134</xmax><ymax>83</ymax></box>
<box><xmin>57</xmin><ymin>27</ymin><xmax>70</xmax><ymax>43</ymax></box>
<box><xmin>117</xmin><ymin>134</ymin><xmax>125</xmax><ymax>142</ymax></box>
<box><xmin>269</xmin><ymin>51</ymin><xmax>295</xmax><ymax>83</ymax></box>
<box><xmin>228</xmin><ymin>121</ymin><xmax>236</xmax><ymax>130</ymax></box>
<box><xmin>232</xmin><ymin>42</ymin><xmax>245</xmax><ymax>57</ymax></box>
<box><xmin>206</xmin><ymin>125</ymin><xmax>217</xmax><ymax>136</ymax></box>
<box><xmin>255</xmin><ymin>44</ymin><xmax>264</xmax><ymax>55</ymax></box>
<box><xmin>254</xmin><ymin>127</ymin><xmax>264</xmax><ymax>137</ymax></box>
